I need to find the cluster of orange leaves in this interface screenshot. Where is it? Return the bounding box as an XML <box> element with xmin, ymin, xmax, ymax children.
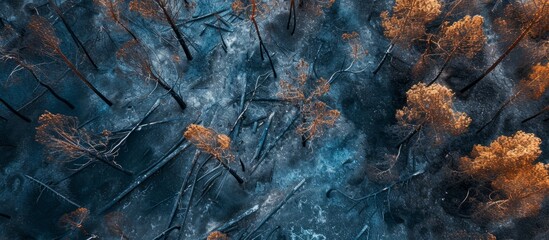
<box><xmin>278</xmin><ymin>59</ymin><xmax>340</xmax><ymax>142</ymax></box>
<box><xmin>519</xmin><ymin>62</ymin><xmax>549</xmax><ymax>99</ymax></box>
<box><xmin>207</xmin><ymin>231</ymin><xmax>229</xmax><ymax>240</ymax></box>
<box><xmin>341</xmin><ymin>32</ymin><xmax>367</xmax><ymax>60</ymax></box>
<box><xmin>36</xmin><ymin>111</ymin><xmax>115</xmax><ymax>162</ymax></box>
<box><xmin>460</xmin><ymin>131</ymin><xmax>549</xmax><ymax>220</ymax></box>
<box><xmin>439</xmin><ymin>15</ymin><xmax>487</xmax><ymax>59</ymax></box>
<box><xmin>184</xmin><ymin>124</ymin><xmax>233</xmax><ymax>162</ymax></box>
<box><xmin>59</xmin><ymin>208</ymin><xmax>89</xmax><ymax>234</ymax></box>
<box><xmin>381</xmin><ymin>0</ymin><xmax>442</xmax><ymax>47</ymax></box>
<box><xmin>396</xmin><ymin>83</ymin><xmax>471</xmax><ymax>138</ymax></box>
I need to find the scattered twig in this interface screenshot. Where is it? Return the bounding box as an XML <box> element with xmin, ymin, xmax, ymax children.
<box><xmin>250</xmin><ymin>113</ymin><xmax>299</xmax><ymax>174</ymax></box>
<box><xmin>327</xmin><ymin>170</ymin><xmax>425</xmax><ymax>202</ymax></box>
<box><xmin>242</xmin><ymin>179</ymin><xmax>306</xmax><ymax>240</ymax></box>
<box><xmin>152</xmin><ymin>225</ymin><xmax>181</xmax><ymax>240</ymax></box>
<box><xmin>251</xmin><ymin>111</ymin><xmax>275</xmax><ymax>162</ymax></box>
<box><xmin>98</xmin><ymin>141</ymin><xmax>191</xmax><ymax>213</ymax></box>
<box><xmin>165</xmin><ymin>151</ymin><xmax>200</xmax><ymax>232</ymax></box>
<box><xmin>25</xmin><ymin>174</ymin><xmax>82</xmax><ymax>208</ymax></box>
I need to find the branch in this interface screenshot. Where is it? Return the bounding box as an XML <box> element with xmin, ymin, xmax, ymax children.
<box><xmin>25</xmin><ymin>174</ymin><xmax>82</xmax><ymax>208</ymax></box>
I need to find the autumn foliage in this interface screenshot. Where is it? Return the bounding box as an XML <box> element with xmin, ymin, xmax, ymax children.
<box><xmin>460</xmin><ymin>131</ymin><xmax>549</xmax><ymax>220</ymax></box>
<box><xmin>396</xmin><ymin>83</ymin><xmax>471</xmax><ymax>138</ymax></box>
<box><xmin>36</xmin><ymin>111</ymin><xmax>116</xmax><ymax>163</ymax></box>
<box><xmin>518</xmin><ymin>62</ymin><xmax>549</xmax><ymax>100</ymax></box>
<box><xmin>207</xmin><ymin>231</ymin><xmax>229</xmax><ymax>240</ymax></box>
<box><xmin>381</xmin><ymin>0</ymin><xmax>442</xmax><ymax>47</ymax></box>
<box><xmin>184</xmin><ymin>124</ymin><xmax>233</xmax><ymax>162</ymax></box>
<box><xmin>438</xmin><ymin>15</ymin><xmax>486</xmax><ymax>59</ymax></box>
<box><xmin>278</xmin><ymin>59</ymin><xmax>340</xmax><ymax>142</ymax></box>
<box><xmin>59</xmin><ymin>208</ymin><xmax>90</xmax><ymax>235</ymax></box>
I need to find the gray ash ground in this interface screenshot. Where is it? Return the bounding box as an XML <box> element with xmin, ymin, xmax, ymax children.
<box><xmin>0</xmin><ymin>0</ymin><xmax>548</xmax><ymax>239</ymax></box>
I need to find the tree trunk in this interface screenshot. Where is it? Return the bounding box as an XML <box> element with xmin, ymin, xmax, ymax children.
<box><xmin>23</xmin><ymin>62</ymin><xmax>75</xmax><ymax>109</ymax></box>
<box><xmin>56</xmin><ymin>49</ymin><xmax>113</xmax><ymax>106</ymax></box>
<box><xmin>0</xmin><ymin>98</ymin><xmax>31</xmax><ymax>123</ymax></box>
<box><xmin>158</xmin><ymin>3</ymin><xmax>193</xmax><ymax>61</ymax></box>
<box><xmin>156</xmin><ymin>77</ymin><xmax>186</xmax><ymax>110</ymax></box>
<box><xmin>460</xmin><ymin>13</ymin><xmax>543</xmax><ymax>93</ymax></box>
<box><xmin>522</xmin><ymin>106</ymin><xmax>548</xmax><ymax>123</ymax></box>
<box><xmin>48</xmin><ymin>0</ymin><xmax>98</xmax><ymax>69</ymax></box>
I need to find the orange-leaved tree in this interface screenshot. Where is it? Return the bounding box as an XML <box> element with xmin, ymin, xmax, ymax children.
<box><xmin>278</xmin><ymin>59</ymin><xmax>340</xmax><ymax>146</ymax></box>
<box><xmin>184</xmin><ymin>124</ymin><xmax>243</xmax><ymax>184</ymax></box>
<box><xmin>27</xmin><ymin>16</ymin><xmax>113</xmax><ymax>106</ymax></box>
<box><xmin>396</xmin><ymin>83</ymin><xmax>471</xmax><ymax>145</ymax></box>
<box><xmin>36</xmin><ymin>111</ymin><xmax>131</xmax><ymax>175</ymax></box>
<box><xmin>460</xmin><ymin>131</ymin><xmax>549</xmax><ymax>220</ymax></box>
<box><xmin>461</xmin><ymin>0</ymin><xmax>548</xmax><ymax>92</ymax></box>
<box><xmin>427</xmin><ymin>15</ymin><xmax>486</xmax><ymax>85</ymax></box>
<box><xmin>374</xmin><ymin>0</ymin><xmax>442</xmax><ymax>74</ymax></box>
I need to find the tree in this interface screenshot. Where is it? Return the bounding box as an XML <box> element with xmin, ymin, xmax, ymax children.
<box><xmin>59</xmin><ymin>208</ymin><xmax>98</xmax><ymax>238</ymax></box>
<box><xmin>427</xmin><ymin>15</ymin><xmax>486</xmax><ymax>85</ymax></box>
<box><xmin>461</xmin><ymin>0</ymin><xmax>548</xmax><ymax>93</ymax></box>
<box><xmin>460</xmin><ymin>131</ymin><xmax>549</xmax><ymax>220</ymax></box>
<box><xmin>375</xmin><ymin>0</ymin><xmax>442</xmax><ymax>74</ymax></box>
<box><xmin>0</xmin><ymin>49</ymin><xmax>75</xmax><ymax>109</ymax></box>
<box><xmin>184</xmin><ymin>124</ymin><xmax>244</xmax><ymax>184</ymax></box>
<box><xmin>47</xmin><ymin>0</ymin><xmax>99</xmax><ymax>69</ymax></box>
<box><xmin>27</xmin><ymin>16</ymin><xmax>113</xmax><ymax>106</ymax></box>
<box><xmin>396</xmin><ymin>83</ymin><xmax>471</xmax><ymax>145</ymax></box>
<box><xmin>117</xmin><ymin>40</ymin><xmax>186</xmax><ymax>110</ymax></box>
<box><xmin>477</xmin><ymin>62</ymin><xmax>548</xmax><ymax>132</ymax></box>
<box><xmin>286</xmin><ymin>0</ymin><xmax>336</xmax><ymax>35</ymax></box>
<box><xmin>278</xmin><ymin>59</ymin><xmax>340</xmax><ymax>146</ymax></box>
<box><xmin>36</xmin><ymin>111</ymin><xmax>132</xmax><ymax>175</ymax></box>
<box><xmin>95</xmin><ymin>0</ymin><xmax>139</xmax><ymax>41</ymax></box>
<box><xmin>207</xmin><ymin>231</ymin><xmax>229</xmax><ymax>240</ymax></box>
<box><xmin>129</xmin><ymin>0</ymin><xmax>193</xmax><ymax>60</ymax></box>
<box><xmin>232</xmin><ymin>0</ymin><xmax>277</xmax><ymax>78</ymax></box>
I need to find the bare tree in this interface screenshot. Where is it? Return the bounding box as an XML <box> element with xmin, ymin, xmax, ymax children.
<box><xmin>117</xmin><ymin>40</ymin><xmax>186</xmax><ymax>110</ymax></box>
<box><xmin>27</xmin><ymin>16</ymin><xmax>113</xmax><ymax>106</ymax></box>
<box><xmin>95</xmin><ymin>0</ymin><xmax>139</xmax><ymax>42</ymax></box>
<box><xmin>48</xmin><ymin>0</ymin><xmax>99</xmax><ymax>69</ymax></box>
<box><xmin>232</xmin><ymin>0</ymin><xmax>277</xmax><ymax>78</ymax></box>
<box><xmin>130</xmin><ymin>0</ymin><xmax>193</xmax><ymax>60</ymax></box>
<box><xmin>1</xmin><ymin>49</ymin><xmax>75</xmax><ymax>109</ymax></box>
